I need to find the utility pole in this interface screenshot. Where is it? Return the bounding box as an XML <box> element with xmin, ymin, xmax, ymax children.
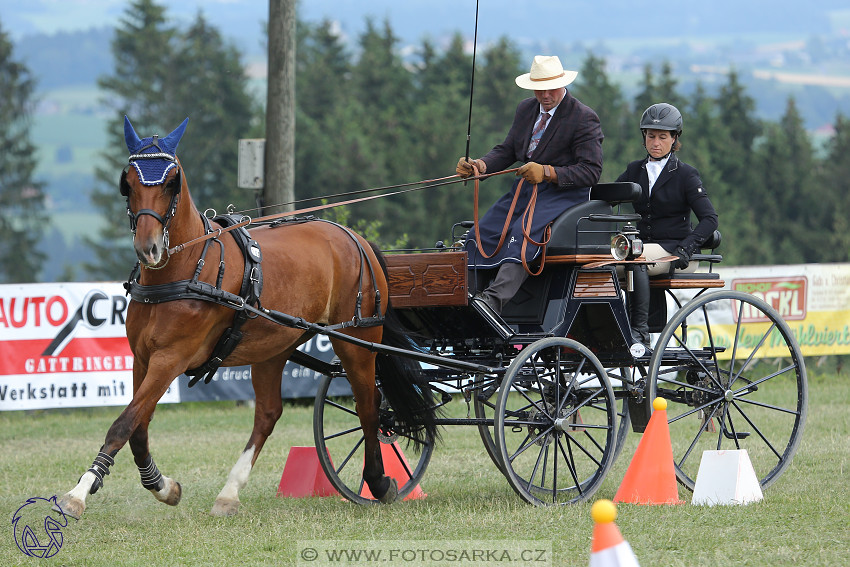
<box><xmin>264</xmin><ymin>0</ymin><xmax>295</xmax><ymax>214</ymax></box>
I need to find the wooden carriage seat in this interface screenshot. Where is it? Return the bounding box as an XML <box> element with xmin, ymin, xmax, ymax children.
<box><xmin>649</xmin><ymin>230</ymin><xmax>725</xmax><ymax>290</ymax></box>
<box><xmin>545</xmin><ymin>182</ymin><xmax>642</xmax><ymax>264</ymax></box>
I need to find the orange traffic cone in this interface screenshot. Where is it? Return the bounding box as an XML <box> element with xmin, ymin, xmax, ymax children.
<box><xmin>277</xmin><ymin>446</ymin><xmax>338</xmax><ymax>498</ymax></box>
<box><xmin>589</xmin><ymin>499</ymin><xmax>641</xmax><ymax>567</ymax></box>
<box><xmin>360</xmin><ymin>441</ymin><xmax>426</xmax><ymax>501</ymax></box>
<box><xmin>613</xmin><ymin>398</ymin><xmax>685</xmax><ymax>505</ymax></box>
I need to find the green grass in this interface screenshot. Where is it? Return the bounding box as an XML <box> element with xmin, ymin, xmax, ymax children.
<box><xmin>1</xmin><ymin>373</ymin><xmax>848</xmax><ymax>566</ymax></box>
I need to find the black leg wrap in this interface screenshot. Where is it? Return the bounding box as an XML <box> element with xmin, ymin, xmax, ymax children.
<box><xmin>87</xmin><ymin>451</ymin><xmax>115</xmax><ymax>495</ymax></box>
<box><xmin>138</xmin><ymin>455</ymin><xmax>165</xmax><ymax>491</ymax></box>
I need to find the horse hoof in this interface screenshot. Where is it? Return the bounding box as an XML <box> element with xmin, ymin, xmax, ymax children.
<box><xmin>152</xmin><ymin>478</ymin><xmax>182</xmax><ymax>506</ymax></box>
<box><xmin>377</xmin><ymin>478</ymin><xmax>398</xmax><ymax>504</ymax></box>
<box><xmin>56</xmin><ymin>494</ymin><xmax>84</xmax><ymax>520</ymax></box>
<box><xmin>211</xmin><ymin>498</ymin><xmax>240</xmax><ymax>517</ymax></box>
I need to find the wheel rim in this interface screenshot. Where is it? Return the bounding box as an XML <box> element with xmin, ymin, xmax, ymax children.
<box><xmin>649</xmin><ymin>290</ymin><xmax>808</xmax><ymax>490</ymax></box>
<box><xmin>495</xmin><ymin>337</ymin><xmax>616</xmax><ymax>506</ymax></box>
<box><xmin>472</xmin><ymin>374</ymin><xmax>505</xmax><ymax>474</ymax></box>
<box><xmin>313</xmin><ymin>374</ymin><xmax>434</xmax><ymax>504</ymax></box>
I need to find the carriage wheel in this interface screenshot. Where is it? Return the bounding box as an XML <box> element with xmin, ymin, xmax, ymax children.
<box><xmin>494</xmin><ymin>337</ymin><xmax>617</xmax><ymax>506</ymax></box>
<box><xmin>648</xmin><ymin>290</ymin><xmax>808</xmax><ymax>491</ymax></box>
<box><xmin>313</xmin><ymin>373</ymin><xmax>434</xmax><ymax>504</ymax></box>
<box><xmin>472</xmin><ymin>373</ymin><xmax>505</xmax><ymax>474</ymax></box>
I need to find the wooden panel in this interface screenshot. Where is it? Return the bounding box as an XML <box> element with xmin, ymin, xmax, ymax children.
<box><xmin>651</xmin><ymin>278</ymin><xmax>726</xmax><ymax>289</ymax></box>
<box><xmin>385</xmin><ymin>252</ymin><xmax>468</xmax><ymax>307</ymax></box>
<box><xmin>573</xmin><ymin>271</ymin><xmax>619</xmax><ymax>298</ymax></box>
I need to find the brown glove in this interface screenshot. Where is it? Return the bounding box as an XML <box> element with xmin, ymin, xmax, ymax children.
<box><xmin>456</xmin><ymin>157</ymin><xmax>486</xmax><ymax>178</ymax></box>
<box><xmin>517</xmin><ymin>162</ymin><xmax>558</xmax><ymax>185</ymax></box>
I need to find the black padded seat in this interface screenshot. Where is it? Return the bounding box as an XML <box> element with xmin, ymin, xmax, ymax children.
<box><xmin>546</xmin><ymin>182</ymin><xmax>641</xmax><ymax>256</ymax></box>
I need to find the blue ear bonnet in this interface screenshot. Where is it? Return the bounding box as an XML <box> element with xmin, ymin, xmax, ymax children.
<box><xmin>124</xmin><ymin>116</ymin><xmax>189</xmax><ymax>186</ymax></box>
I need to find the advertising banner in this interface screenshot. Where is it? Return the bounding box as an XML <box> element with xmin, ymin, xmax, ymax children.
<box><xmin>2</xmin><ymin>265</ymin><xmax>846</xmax><ymax>410</ymax></box>
<box><xmin>0</xmin><ymin>283</ymin><xmax>344</xmax><ymax>411</ymax></box>
<box><xmin>0</xmin><ymin>282</ymin><xmax>179</xmax><ymax>411</ymax></box>
<box><xmin>669</xmin><ymin>263</ymin><xmax>850</xmax><ymax>358</ymax></box>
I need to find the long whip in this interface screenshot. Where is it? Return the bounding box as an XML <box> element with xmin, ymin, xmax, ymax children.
<box><xmin>464</xmin><ymin>0</ymin><xmax>480</xmax><ymax>164</ymax></box>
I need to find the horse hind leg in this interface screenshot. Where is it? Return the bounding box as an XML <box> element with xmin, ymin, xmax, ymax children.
<box><xmin>334</xmin><ymin>341</ymin><xmax>398</xmax><ymax>504</ymax></box>
<box><xmin>130</xmin><ymin>423</ymin><xmax>181</xmax><ymax>507</ymax></box>
<box><xmin>211</xmin><ymin>361</ymin><xmax>284</xmax><ymax>516</ymax></box>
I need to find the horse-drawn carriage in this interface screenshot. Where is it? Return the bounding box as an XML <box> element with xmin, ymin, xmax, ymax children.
<box><xmin>58</xmin><ymin>119</ymin><xmax>807</xmax><ymax>518</ymax></box>
<box><xmin>311</xmin><ymin>181</ymin><xmax>808</xmax><ymax>506</ymax></box>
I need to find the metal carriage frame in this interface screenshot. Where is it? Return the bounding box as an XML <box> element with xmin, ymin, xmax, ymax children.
<box><xmin>295</xmin><ymin>182</ymin><xmax>807</xmax><ymax>506</ymax></box>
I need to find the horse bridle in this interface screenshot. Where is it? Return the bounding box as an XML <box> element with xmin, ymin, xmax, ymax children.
<box><xmin>120</xmin><ymin>135</ymin><xmax>182</xmax><ymax>243</ymax></box>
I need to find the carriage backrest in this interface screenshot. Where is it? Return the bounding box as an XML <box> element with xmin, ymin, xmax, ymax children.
<box><xmin>546</xmin><ymin>182</ymin><xmax>641</xmax><ymax>256</ymax></box>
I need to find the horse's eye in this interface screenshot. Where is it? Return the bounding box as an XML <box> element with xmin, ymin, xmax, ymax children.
<box><xmin>166</xmin><ymin>176</ymin><xmax>180</xmax><ymax>191</ymax></box>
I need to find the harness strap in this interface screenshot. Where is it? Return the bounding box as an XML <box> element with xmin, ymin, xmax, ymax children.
<box><xmin>270</xmin><ymin>217</ymin><xmax>384</xmax><ymax>325</ymax></box>
<box><xmin>124</xmin><ymin>212</ymin><xmax>264</xmax><ymax>387</ymax></box>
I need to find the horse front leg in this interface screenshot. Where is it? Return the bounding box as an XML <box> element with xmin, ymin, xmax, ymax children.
<box><xmin>57</xmin><ymin>366</ymin><xmax>174</xmax><ymax>520</ymax></box>
<box><xmin>211</xmin><ymin>361</ymin><xmax>285</xmax><ymax>516</ymax></box>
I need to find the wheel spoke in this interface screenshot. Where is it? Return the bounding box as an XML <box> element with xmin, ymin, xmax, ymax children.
<box><xmin>336</xmin><ymin>435</ymin><xmax>366</xmax><ymax>476</ymax></box>
<box><xmin>322</xmin><ymin>425</ymin><xmax>363</xmax><ymax>442</ymax></box>
<box><xmin>729</xmin><ymin>399</ymin><xmax>783</xmax><ymax>459</ymax></box>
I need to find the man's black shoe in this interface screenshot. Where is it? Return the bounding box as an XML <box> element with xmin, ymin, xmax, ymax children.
<box><xmin>472</xmin><ymin>293</ymin><xmax>501</xmax><ymax>315</ymax></box>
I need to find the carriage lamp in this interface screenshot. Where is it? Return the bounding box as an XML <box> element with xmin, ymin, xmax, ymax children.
<box><xmin>610</xmin><ymin>225</ymin><xmax>643</xmax><ymax>261</ymax></box>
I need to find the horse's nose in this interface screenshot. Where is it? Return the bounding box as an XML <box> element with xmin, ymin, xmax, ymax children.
<box><xmin>135</xmin><ymin>236</ymin><xmax>162</xmax><ymax>266</ymax></box>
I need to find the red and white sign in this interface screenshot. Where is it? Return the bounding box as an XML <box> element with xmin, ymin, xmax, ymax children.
<box><xmin>730</xmin><ymin>277</ymin><xmax>807</xmax><ymax>322</ymax></box>
<box><xmin>0</xmin><ymin>283</ymin><xmax>178</xmax><ymax>411</ymax></box>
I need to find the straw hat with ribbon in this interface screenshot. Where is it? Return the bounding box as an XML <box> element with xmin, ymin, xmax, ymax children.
<box><xmin>515</xmin><ymin>55</ymin><xmax>578</xmax><ymax>90</ymax></box>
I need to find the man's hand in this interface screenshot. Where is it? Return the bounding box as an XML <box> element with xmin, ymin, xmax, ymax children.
<box><xmin>517</xmin><ymin>162</ymin><xmax>557</xmax><ymax>185</ymax></box>
<box><xmin>456</xmin><ymin>157</ymin><xmax>486</xmax><ymax>178</ymax></box>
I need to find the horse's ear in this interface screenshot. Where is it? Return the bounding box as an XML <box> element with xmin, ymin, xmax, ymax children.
<box><xmin>161</xmin><ymin>118</ymin><xmax>189</xmax><ymax>155</ymax></box>
<box><xmin>124</xmin><ymin>116</ymin><xmax>142</xmax><ymax>153</ymax></box>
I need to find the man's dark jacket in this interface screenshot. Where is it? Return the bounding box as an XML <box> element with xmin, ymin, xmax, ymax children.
<box><xmin>467</xmin><ymin>91</ymin><xmax>603</xmax><ymax>268</ymax></box>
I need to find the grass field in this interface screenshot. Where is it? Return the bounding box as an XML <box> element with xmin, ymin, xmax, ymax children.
<box><xmin>1</xmin><ymin>371</ymin><xmax>847</xmax><ymax>566</ymax></box>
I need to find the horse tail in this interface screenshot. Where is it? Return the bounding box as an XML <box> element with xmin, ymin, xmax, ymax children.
<box><xmin>368</xmin><ymin>242</ymin><xmax>439</xmax><ymax>450</ymax></box>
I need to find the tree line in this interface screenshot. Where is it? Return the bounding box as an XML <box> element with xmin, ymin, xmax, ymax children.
<box><xmin>1</xmin><ymin>0</ymin><xmax>848</xmax><ymax>282</ymax></box>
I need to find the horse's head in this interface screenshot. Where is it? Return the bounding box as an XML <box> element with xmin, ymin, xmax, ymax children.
<box><xmin>120</xmin><ymin>116</ymin><xmax>189</xmax><ymax>268</ymax></box>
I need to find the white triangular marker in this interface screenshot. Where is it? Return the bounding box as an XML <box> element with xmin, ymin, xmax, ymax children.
<box><xmin>692</xmin><ymin>450</ymin><xmax>764</xmax><ymax>506</ymax></box>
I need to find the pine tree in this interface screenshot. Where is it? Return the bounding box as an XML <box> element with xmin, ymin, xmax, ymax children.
<box><xmin>752</xmin><ymin>97</ymin><xmax>818</xmax><ymax>263</ymax></box>
<box><xmin>0</xmin><ymin>21</ymin><xmax>47</xmax><ymax>282</ymax></box>
<box><xmin>819</xmin><ymin>113</ymin><xmax>850</xmax><ymax>261</ymax></box>
<box><xmin>476</xmin><ymin>37</ymin><xmax>524</xmax><ymax>149</ymax></box>
<box><xmin>84</xmin><ymin>0</ymin><xmax>177</xmax><ymax>279</ymax></box>
<box><xmin>571</xmin><ymin>52</ymin><xmax>631</xmax><ymax>182</ymax></box>
<box><xmin>168</xmin><ymin>11</ymin><xmax>256</xmax><ymax>208</ymax></box>
<box><xmin>85</xmin><ymin>0</ymin><xmax>255</xmax><ymax>280</ymax></box>
<box><xmin>632</xmin><ymin>63</ymin><xmax>657</xmax><ymax>116</ymax></box>
<box><xmin>681</xmin><ymin>83</ymin><xmax>756</xmax><ymax>265</ymax></box>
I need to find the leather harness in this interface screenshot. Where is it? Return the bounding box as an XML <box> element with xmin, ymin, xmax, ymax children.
<box><xmin>124</xmin><ymin>216</ymin><xmax>383</xmax><ymax>386</ymax></box>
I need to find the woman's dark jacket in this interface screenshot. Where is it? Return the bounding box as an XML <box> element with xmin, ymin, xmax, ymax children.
<box><xmin>616</xmin><ymin>153</ymin><xmax>718</xmax><ymax>255</ymax></box>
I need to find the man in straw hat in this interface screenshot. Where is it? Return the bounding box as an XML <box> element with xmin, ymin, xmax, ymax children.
<box><xmin>457</xmin><ymin>55</ymin><xmax>603</xmax><ymax>315</ymax></box>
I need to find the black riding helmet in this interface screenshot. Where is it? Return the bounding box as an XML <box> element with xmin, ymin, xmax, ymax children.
<box><xmin>640</xmin><ymin>102</ymin><xmax>683</xmax><ymax>137</ymax></box>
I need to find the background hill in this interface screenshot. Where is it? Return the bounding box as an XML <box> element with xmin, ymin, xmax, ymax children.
<box><xmin>2</xmin><ymin>0</ymin><xmax>850</xmax><ymax>280</ymax></box>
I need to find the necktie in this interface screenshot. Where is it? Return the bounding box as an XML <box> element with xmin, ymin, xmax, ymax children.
<box><xmin>527</xmin><ymin>112</ymin><xmax>550</xmax><ymax>158</ymax></box>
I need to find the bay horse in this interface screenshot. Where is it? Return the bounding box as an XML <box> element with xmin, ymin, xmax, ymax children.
<box><xmin>57</xmin><ymin>117</ymin><xmax>436</xmax><ymax>519</ymax></box>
